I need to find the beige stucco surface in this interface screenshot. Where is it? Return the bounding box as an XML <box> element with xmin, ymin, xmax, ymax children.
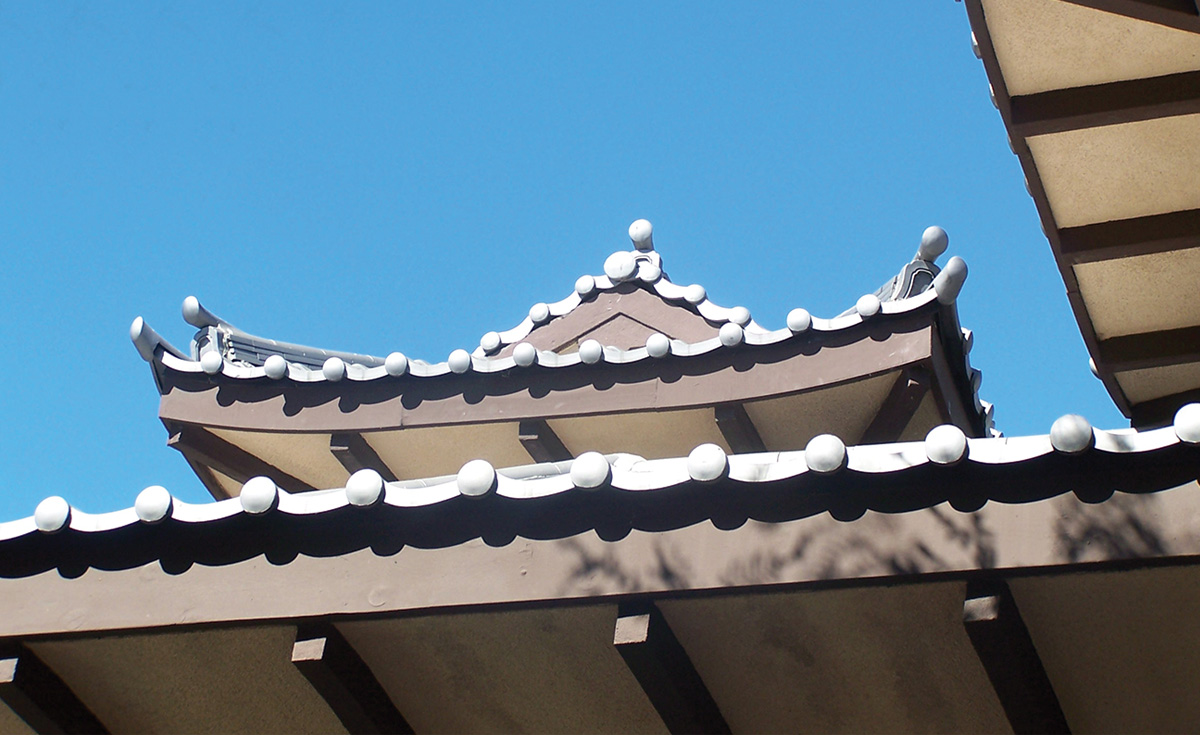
<box><xmin>209</xmin><ymin>428</ymin><xmax>350</xmax><ymax>490</ymax></box>
<box><xmin>1117</xmin><ymin>362</ymin><xmax>1200</xmax><ymax>404</ymax></box>
<box><xmin>745</xmin><ymin>371</ymin><xmax>899</xmax><ymax>449</ymax></box>
<box><xmin>339</xmin><ymin>606</ymin><xmax>667</xmax><ymax>735</ymax></box>
<box><xmin>983</xmin><ymin>0</ymin><xmax>1200</xmax><ymax>96</ymax></box>
<box><xmin>549</xmin><ymin>407</ymin><xmax>732</xmax><ymax>458</ymax></box>
<box><xmin>1074</xmin><ymin>248</ymin><xmax>1200</xmax><ymax>340</ymax></box>
<box><xmin>1013</xmin><ymin>566</ymin><xmax>1200</xmax><ymax>734</ymax></box>
<box><xmin>660</xmin><ymin>584</ymin><xmax>1011</xmax><ymax>734</ymax></box>
<box><xmin>1028</xmin><ymin>114</ymin><xmax>1200</xmax><ymax>229</ymax></box>
<box><xmin>27</xmin><ymin>626</ymin><xmax>346</xmax><ymax>734</ymax></box>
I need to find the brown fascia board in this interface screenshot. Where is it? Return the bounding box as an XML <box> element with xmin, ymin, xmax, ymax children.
<box><xmin>963</xmin><ymin>0</ymin><xmax>1134</xmax><ymax>417</ymax></box>
<box><xmin>0</xmin><ymin>442</ymin><xmax>1198</xmax><ymax>638</ymax></box>
<box><xmin>1059</xmin><ymin>0</ymin><xmax>1200</xmax><ymax>34</ymax></box>
<box><xmin>157</xmin><ymin>311</ymin><xmax>948</xmax><ymax>435</ymax></box>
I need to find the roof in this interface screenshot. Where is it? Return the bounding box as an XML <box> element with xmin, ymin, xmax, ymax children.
<box><xmin>5</xmin><ymin>408</ymin><xmax>1197</xmax><ymax>572</ymax></box>
<box><xmin>130</xmin><ymin>221</ymin><xmax>974</xmax><ymax>386</ymax></box>
<box><xmin>127</xmin><ymin>221</ymin><xmax>993</xmax><ymax>499</ymax></box>
<box><xmin>964</xmin><ymin>0</ymin><xmax>1200</xmax><ymax>424</ymax></box>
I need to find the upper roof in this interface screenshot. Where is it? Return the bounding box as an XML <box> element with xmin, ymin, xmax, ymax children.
<box><xmin>964</xmin><ymin>0</ymin><xmax>1200</xmax><ymax>425</ymax></box>
<box><xmin>130</xmin><ymin>220</ymin><xmax>991</xmax><ymax>499</ymax></box>
<box><xmin>131</xmin><ymin>220</ymin><xmax>973</xmax><ymax>387</ymax></box>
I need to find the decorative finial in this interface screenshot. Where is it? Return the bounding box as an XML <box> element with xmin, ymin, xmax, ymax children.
<box><xmin>917</xmin><ymin>226</ymin><xmax>949</xmax><ymax>263</ymax></box>
<box><xmin>629</xmin><ymin>219</ymin><xmax>654</xmax><ymax>252</ymax></box>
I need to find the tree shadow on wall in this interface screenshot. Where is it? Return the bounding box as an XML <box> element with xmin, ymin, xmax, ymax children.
<box><xmin>555</xmin><ymin>506</ymin><xmax>998</xmax><ymax>596</ymax></box>
<box><xmin>1053</xmin><ymin>493</ymin><xmax>1172</xmax><ymax>563</ymax></box>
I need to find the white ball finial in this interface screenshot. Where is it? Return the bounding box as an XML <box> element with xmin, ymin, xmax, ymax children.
<box><xmin>457</xmin><ymin>459</ymin><xmax>496</xmax><ymax>497</ymax></box>
<box><xmin>719</xmin><ymin>322</ymin><xmax>744</xmax><ymax>347</ymax></box>
<box><xmin>579</xmin><ymin>339</ymin><xmax>604</xmax><ymax>365</ymax></box>
<box><xmin>513</xmin><ymin>342</ymin><xmax>538</xmax><ymax>367</ymax></box>
<box><xmin>1050</xmin><ymin>414</ymin><xmax>1093</xmax><ymax>454</ymax></box>
<box><xmin>629</xmin><ymin>219</ymin><xmax>654</xmax><ymax>251</ymax></box>
<box><xmin>805</xmin><ymin>434</ymin><xmax>847</xmax><ymax>474</ymax></box>
<box><xmin>925</xmin><ymin>425</ymin><xmax>968</xmax><ymax>465</ymax></box>
<box><xmin>346</xmin><ymin>469</ymin><xmax>385</xmax><ymax>507</ymax></box>
<box><xmin>448</xmin><ymin>349</ymin><xmax>473</xmax><ymax>374</ymax></box>
<box><xmin>646</xmin><ymin>333</ymin><xmax>671</xmax><ymax>358</ymax></box>
<box><xmin>787</xmin><ymin>308</ymin><xmax>812</xmax><ymax>333</ymax></box>
<box><xmin>385</xmin><ymin>352</ymin><xmax>409</xmax><ymax>376</ymax></box>
<box><xmin>200</xmin><ymin>350</ymin><xmax>223</xmax><ymax>375</ymax></box>
<box><xmin>917</xmin><ymin>226</ymin><xmax>949</xmax><ymax>262</ymax></box>
<box><xmin>480</xmin><ymin>331</ymin><xmax>502</xmax><ymax>354</ymax></box>
<box><xmin>135</xmin><ymin>485</ymin><xmax>173</xmax><ymax>523</ymax></box>
<box><xmin>856</xmin><ymin>294</ymin><xmax>881</xmax><ymax>318</ymax></box>
<box><xmin>240</xmin><ymin>476</ymin><xmax>279</xmax><ymax>514</ymax></box>
<box><xmin>34</xmin><ymin>496</ymin><xmax>71</xmax><ymax>533</ymax></box>
<box><xmin>604</xmin><ymin>251</ymin><xmax>638</xmax><ymax>282</ymax></box>
<box><xmin>529</xmin><ymin>303</ymin><xmax>552</xmax><ymax>325</ymax></box>
<box><xmin>570</xmin><ymin>452</ymin><xmax>612</xmax><ymax>490</ymax></box>
<box><xmin>264</xmin><ymin>355</ymin><xmax>288</xmax><ymax>380</ymax></box>
<box><xmin>687</xmin><ymin>443</ymin><xmax>728</xmax><ymax>482</ymax></box>
<box><xmin>322</xmin><ymin>356</ymin><xmax>346</xmax><ymax>382</ymax></box>
<box><xmin>1174</xmin><ymin>403</ymin><xmax>1200</xmax><ymax>444</ymax></box>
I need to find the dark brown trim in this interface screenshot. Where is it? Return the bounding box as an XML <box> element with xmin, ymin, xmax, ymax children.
<box><xmin>158</xmin><ymin>322</ymin><xmax>935</xmax><ymax>434</ymax></box>
<box><xmin>964</xmin><ymin>0</ymin><xmax>1135</xmax><ymax>416</ymax></box>
<box><xmin>176</xmin><ymin>445</ymin><xmax>234</xmax><ymax>501</ymax></box>
<box><xmin>517</xmin><ymin>419</ymin><xmax>573</xmax><ymax>463</ymax></box>
<box><xmin>1010</xmin><ymin>70</ymin><xmax>1200</xmax><ymax>138</ymax></box>
<box><xmin>963</xmin><ymin>581</ymin><xmax>1069</xmax><ymax>735</ymax></box>
<box><xmin>1061</xmin><ymin>0</ymin><xmax>1200</xmax><ymax>33</ymax></box>
<box><xmin>292</xmin><ymin>624</ymin><xmax>412</xmax><ymax>735</ymax></box>
<box><xmin>1097</xmin><ymin>325</ymin><xmax>1200</xmax><ymax>371</ymax></box>
<box><xmin>1129</xmin><ymin>385</ymin><xmax>1200</xmax><ymax>427</ymax></box>
<box><xmin>859</xmin><ymin>366</ymin><xmax>932</xmax><ymax>444</ymax></box>
<box><xmin>0</xmin><ymin>645</ymin><xmax>109</xmax><ymax>734</ymax></box>
<box><xmin>1059</xmin><ymin>209</ymin><xmax>1200</xmax><ymax>264</ymax></box>
<box><xmin>713</xmin><ymin>404</ymin><xmax>766</xmax><ymax>454</ymax></box>
<box><xmin>614</xmin><ymin>603</ymin><xmax>729</xmax><ymax>735</ymax></box>
<box><xmin>167</xmin><ymin>424</ymin><xmax>313</xmax><ymax>495</ymax></box>
<box><xmin>331</xmin><ymin>434</ymin><xmax>398</xmax><ymax>483</ymax></box>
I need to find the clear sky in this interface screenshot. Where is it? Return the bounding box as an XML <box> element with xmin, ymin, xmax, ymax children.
<box><xmin>0</xmin><ymin>2</ymin><xmax>1126</xmax><ymax>521</ymax></box>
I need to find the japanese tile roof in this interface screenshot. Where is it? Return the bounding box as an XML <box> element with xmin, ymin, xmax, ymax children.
<box><xmin>3</xmin><ymin>407</ymin><xmax>1197</xmax><ymax>576</ymax></box>
<box><xmin>130</xmin><ymin>220</ymin><xmax>979</xmax><ymax>388</ymax></box>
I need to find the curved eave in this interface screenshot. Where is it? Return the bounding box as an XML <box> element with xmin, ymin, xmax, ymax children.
<box><xmin>964</xmin><ymin>0</ymin><xmax>1200</xmax><ymax>423</ymax></box>
<box><xmin>3</xmin><ymin>417</ymin><xmax>1197</xmax><ymax>576</ymax></box>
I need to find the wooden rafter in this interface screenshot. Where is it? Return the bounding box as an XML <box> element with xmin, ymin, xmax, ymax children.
<box><xmin>1060</xmin><ymin>0</ymin><xmax>1200</xmax><ymax>34</ymax></box>
<box><xmin>614</xmin><ymin>603</ymin><xmax>729</xmax><ymax>735</ymax></box>
<box><xmin>0</xmin><ymin>646</ymin><xmax>108</xmax><ymax>734</ymax></box>
<box><xmin>860</xmin><ymin>367</ymin><xmax>932</xmax><ymax>444</ymax></box>
<box><xmin>518</xmin><ymin>419</ymin><xmax>573</xmax><ymax>463</ymax></box>
<box><xmin>1059</xmin><ymin>208</ymin><xmax>1200</xmax><ymax>264</ymax></box>
<box><xmin>1010</xmin><ymin>69</ymin><xmax>1200</xmax><ymax>138</ymax></box>
<box><xmin>167</xmin><ymin>424</ymin><xmax>312</xmax><ymax>495</ymax></box>
<box><xmin>1097</xmin><ymin>325</ymin><xmax>1200</xmax><ymax>371</ymax></box>
<box><xmin>714</xmin><ymin>404</ymin><xmax>766</xmax><ymax>454</ymax></box>
<box><xmin>330</xmin><ymin>433</ymin><xmax>398</xmax><ymax>482</ymax></box>
<box><xmin>292</xmin><ymin>624</ymin><xmax>413</xmax><ymax>735</ymax></box>
<box><xmin>963</xmin><ymin>581</ymin><xmax>1069</xmax><ymax>734</ymax></box>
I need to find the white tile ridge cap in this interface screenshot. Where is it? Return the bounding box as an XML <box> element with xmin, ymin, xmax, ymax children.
<box><xmin>143</xmin><ymin>278</ymin><xmax>959</xmax><ymax>383</ymax></box>
<box><xmin>3</xmin><ymin>420</ymin><xmax>1188</xmax><ymax>543</ymax></box>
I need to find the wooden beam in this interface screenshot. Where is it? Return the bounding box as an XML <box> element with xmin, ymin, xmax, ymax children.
<box><xmin>518</xmin><ymin>419</ymin><xmax>572</xmax><ymax>463</ymax></box>
<box><xmin>292</xmin><ymin>624</ymin><xmax>412</xmax><ymax>735</ymax></box>
<box><xmin>1010</xmin><ymin>69</ymin><xmax>1200</xmax><ymax>138</ymax></box>
<box><xmin>713</xmin><ymin>404</ymin><xmax>766</xmax><ymax>454</ymax></box>
<box><xmin>963</xmin><ymin>582</ymin><xmax>1069</xmax><ymax>735</ymax></box>
<box><xmin>1061</xmin><ymin>0</ymin><xmax>1200</xmax><ymax>33</ymax></box>
<box><xmin>1059</xmin><ymin>208</ymin><xmax>1200</xmax><ymax>264</ymax></box>
<box><xmin>614</xmin><ymin>603</ymin><xmax>729</xmax><ymax>735</ymax></box>
<box><xmin>0</xmin><ymin>646</ymin><xmax>108</xmax><ymax>734</ymax></box>
<box><xmin>1097</xmin><ymin>325</ymin><xmax>1200</xmax><ymax>371</ymax></box>
<box><xmin>330</xmin><ymin>433</ymin><xmax>398</xmax><ymax>482</ymax></box>
<box><xmin>167</xmin><ymin>424</ymin><xmax>313</xmax><ymax>495</ymax></box>
<box><xmin>1130</xmin><ymin>385</ymin><xmax>1200</xmax><ymax>427</ymax></box>
<box><xmin>859</xmin><ymin>367</ymin><xmax>932</xmax><ymax>444</ymax></box>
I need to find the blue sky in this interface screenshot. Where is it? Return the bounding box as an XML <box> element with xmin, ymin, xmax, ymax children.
<box><xmin>0</xmin><ymin>2</ymin><xmax>1125</xmax><ymax>520</ymax></box>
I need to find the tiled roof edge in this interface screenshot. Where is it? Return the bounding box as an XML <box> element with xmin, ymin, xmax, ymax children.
<box><xmin>9</xmin><ymin>407</ymin><xmax>1200</xmax><ymax>542</ymax></box>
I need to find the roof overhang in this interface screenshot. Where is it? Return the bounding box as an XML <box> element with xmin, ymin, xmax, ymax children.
<box><xmin>964</xmin><ymin>0</ymin><xmax>1200</xmax><ymax>425</ymax></box>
